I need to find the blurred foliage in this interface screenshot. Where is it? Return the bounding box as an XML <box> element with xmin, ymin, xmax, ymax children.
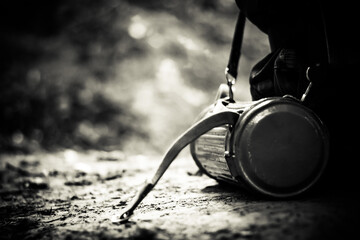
<box><xmin>0</xmin><ymin>0</ymin><xmax>269</xmax><ymax>153</ymax></box>
<box><xmin>0</xmin><ymin>0</ymin><xmax>145</xmax><ymax>152</ymax></box>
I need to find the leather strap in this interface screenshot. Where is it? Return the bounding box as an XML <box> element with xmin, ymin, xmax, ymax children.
<box><xmin>226</xmin><ymin>11</ymin><xmax>246</xmax><ymax>80</ymax></box>
<box><xmin>117</xmin><ymin>110</ymin><xmax>239</xmax><ymax>223</ymax></box>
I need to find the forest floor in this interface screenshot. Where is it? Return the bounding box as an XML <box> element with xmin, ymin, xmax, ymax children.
<box><xmin>0</xmin><ymin>149</ymin><xmax>359</xmax><ymax>240</ymax></box>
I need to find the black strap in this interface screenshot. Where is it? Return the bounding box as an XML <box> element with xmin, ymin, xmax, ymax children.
<box><xmin>226</xmin><ymin>11</ymin><xmax>246</xmax><ymax>80</ymax></box>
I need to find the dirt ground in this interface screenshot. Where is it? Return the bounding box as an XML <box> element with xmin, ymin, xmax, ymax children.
<box><xmin>0</xmin><ymin>149</ymin><xmax>359</xmax><ymax>240</ymax></box>
<box><xmin>2</xmin><ymin>1</ymin><xmax>359</xmax><ymax>239</ymax></box>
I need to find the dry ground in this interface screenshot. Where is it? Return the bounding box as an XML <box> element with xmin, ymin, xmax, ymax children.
<box><xmin>0</xmin><ymin>149</ymin><xmax>358</xmax><ymax>240</ymax></box>
<box><xmin>2</xmin><ymin>2</ymin><xmax>359</xmax><ymax>239</ymax></box>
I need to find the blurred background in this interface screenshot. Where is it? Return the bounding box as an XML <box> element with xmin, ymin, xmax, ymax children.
<box><xmin>0</xmin><ymin>0</ymin><xmax>269</xmax><ymax>154</ymax></box>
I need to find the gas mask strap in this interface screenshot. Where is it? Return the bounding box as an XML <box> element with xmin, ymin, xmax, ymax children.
<box><xmin>225</xmin><ymin>10</ymin><xmax>246</xmax><ymax>102</ymax></box>
<box><xmin>116</xmin><ymin>110</ymin><xmax>239</xmax><ymax>224</ymax></box>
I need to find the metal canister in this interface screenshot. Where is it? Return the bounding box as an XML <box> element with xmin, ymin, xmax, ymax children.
<box><xmin>190</xmin><ymin>97</ymin><xmax>329</xmax><ymax>197</ymax></box>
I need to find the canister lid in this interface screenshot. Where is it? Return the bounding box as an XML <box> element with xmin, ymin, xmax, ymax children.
<box><xmin>233</xmin><ymin>98</ymin><xmax>329</xmax><ymax>197</ymax></box>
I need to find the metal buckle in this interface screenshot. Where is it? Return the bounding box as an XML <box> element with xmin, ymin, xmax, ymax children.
<box><xmin>300</xmin><ymin>67</ymin><xmax>313</xmax><ymax>102</ymax></box>
<box><xmin>225</xmin><ymin>67</ymin><xmax>236</xmax><ymax>102</ymax></box>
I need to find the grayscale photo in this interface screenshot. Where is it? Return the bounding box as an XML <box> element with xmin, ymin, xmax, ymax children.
<box><xmin>1</xmin><ymin>0</ymin><xmax>358</xmax><ymax>239</ymax></box>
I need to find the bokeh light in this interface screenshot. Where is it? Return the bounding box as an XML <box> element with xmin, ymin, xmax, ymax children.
<box><xmin>0</xmin><ymin>0</ymin><xmax>269</xmax><ymax>154</ymax></box>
